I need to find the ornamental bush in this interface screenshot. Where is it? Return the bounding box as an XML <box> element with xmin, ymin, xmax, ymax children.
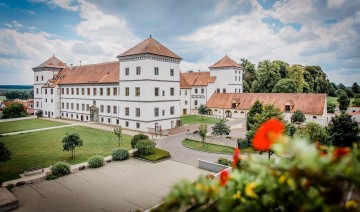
<box><xmin>135</xmin><ymin>139</ymin><xmax>156</xmax><ymax>156</ymax></box>
<box><xmin>112</xmin><ymin>148</ymin><xmax>129</xmax><ymax>161</ymax></box>
<box><xmin>131</xmin><ymin>133</ymin><xmax>149</xmax><ymax>149</ymax></box>
<box><xmin>51</xmin><ymin>162</ymin><xmax>71</xmax><ymax>176</ymax></box>
<box><xmin>218</xmin><ymin>158</ymin><xmax>230</xmax><ymax>166</ymax></box>
<box><xmin>46</xmin><ymin>174</ymin><xmax>58</xmax><ymax>180</ymax></box>
<box><xmin>88</xmin><ymin>155</ymin><xmax>104</xmax><ymax>168</ymax></box>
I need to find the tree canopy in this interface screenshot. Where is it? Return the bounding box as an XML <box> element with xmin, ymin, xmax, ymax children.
<box><xmin>2</xmin><ymin>103</ymin><xmax>27</xmax><ymax>119</ymax></box>
<box><xmin>198</xmin><ymin>104</ymin><xmax>208</xmax><ymax>119</ymax></box>
<box><xmin>272</xmin><ymin>79</ymin><xmax>297</xmax><ymax>93</ymax></box>
<box><xmin>351</xmin><ymin>82</ymin><xmax>359</xmax><ymax>94</ymax></box>
<box><xmin>212</xmin><ymin>120</ymin><xmax>230</xmax><ymax>140</ymax></box>
<box><xmin>337</xmin><ymin>93</ymin><xmax>350</xmax><ymax>112</ymax></box>
<box><xmin>246</xmin><ymin>100</ymin><xmax>263</xmax><ymax>131</ymax></box>
<box><xmin>62</xmin><ymin>133</ymin><xmax>83</xmax><ymax>158</ymax></box>
<box><xmin>199</xmin><ymin>124</ymin><xmax>208</xmax><ymax>146</ymax></box>
<box><xmin>113</xmin><ymin>125</ymin><xmax>123</xmax><ymax>147</ymax></box>
<box><xmin>291</xmin><ymin>110</ymin><xmax>306</xmax><ymax>123</ymax></box>
<box><xmin>327</xmin><ymin>114</ymin><xmax>359</xmax><ymax>147</ymax></box>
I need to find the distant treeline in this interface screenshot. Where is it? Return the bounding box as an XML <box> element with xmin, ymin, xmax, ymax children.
<box><xmin>1</xmin><ymin>90</ymin><xmax>33</xmax><ymax>100</ymax></box>
<box><xmin>0</xmin><ymin>85</ymin><xmax>33</xmax><ymax>90</ymax></box>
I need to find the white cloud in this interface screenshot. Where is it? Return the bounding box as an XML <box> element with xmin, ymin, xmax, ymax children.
<box><xmin>327</xmin><ymin>0</ymin><xmax>346</xmax><ymax>9</ymax></box>
<box><xmin>29</xmin><ymin>0</ymin><xmax>79</xmax><ymax>11</ymax></box>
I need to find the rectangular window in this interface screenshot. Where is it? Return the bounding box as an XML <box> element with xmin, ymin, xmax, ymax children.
<box><xmin>36</xmin><ymin>76</ymin><xmax>38</xmax><ymax>81</ymax></box>
<box><xmin>170</xmin><ymin>106</ymin><xmax>175</xmax><ymax>115</ymax></box>
<box><xmin>162</xmin><ymin>90</ymin><xmax>165</xmax><ymax>96</ymax></box>
<box><xmin>100</xmin><ymin>88</ymin><xmax>104</xmax><ymax>96</ymax></box>
<box><xmin>93</xmin><ymin>88</ymin><xmax>97</xmax><ymax>96</ymax></box>
<box><xmin>71</xmin><ymin>103</ymin><xmax>74</xmax><ymax>110</ymax></box>
<box><xmin>100</xmin><ymin>105</ymin><xmax>104</xmax><ymax>113</ymax></box>
<box><xmin>223</xmin><ymin>88</ymin><xmax>226</xmax><ymax>93</ymax></box>
<box><xmin>76</xmin><ymin>88</ymin><xmax>79</xmax><ymax>95</ymax></box>
<box><xmin>51</xmin><ymin>89</ymin><xmax>53</xmax><ymax>95</ymax></box>
<box><xmin>125</xmin><ymin>67</ymin><xmax>129</xmax><ymax>75</ymax></box>
<box><xmin>87</xmin><ymin>88</ymin><xmax>90</xmax><ymax>95</ymax></box>
<box><xmin>154</xmin><ymin>87</ymin><xmax>159</xmax><ymax>96</ymax></box>
<box><xmin>107</xmin><ymin>105</ymin><xmax>111</xmax><ymax>113</ymax></box>
<box><xmin>217</xmin><ymin>88</ymin><xmax>220</xmax><ymax>93</ymax></box>
<box><xmin>235</xmin><ymin>76</ymin><xmax>237</xmax><ymax>81</ymax></box>
<box><xmin>36</xmin><ymin>88</ymin><xmax>39</xmax><ymax>94</ymax></box>
<box><xmin>66</xmin><ymin>88</ymin><xmax>69</xmax><ymax>95</ymax></box>
<box><xmin>185</xmin><ymin>101</ymin><xmax>188</xmax><ymax>105</ymax></box>
<box><xmin>86</xmin><ymin>104</ymin><xmax>89</xmax><ymax>111</ymax></box>
<box><xmin>154</xmin><ymin>108</ymin><xmax>159</xmax><ymax>117</ymax></box>
<box><xmin>113</xmin><ymin>106</ymin><xmax>117</xmax><ymax>114</ymax></box>
<box><xmin>61</xmin><ymin>88</ymin><xmax>64</xmax><ymax>95</ymax></box>
<box><xmin>136</xmin><ymin>67</ymin><xmax>141</xmax><ymax>75</ymax></box>
<box><xmin>170</xmin><ymin>87</ymin><xmax>174</xmax><ymax>96</ymax></box>
<box><xmin>162</xmin><ymin>110</ymin><xmax>165</xmax><ymax>116</ymax></box>
<box><xmin>41</xmin><ymin>76</ymin><xmax>43</xmax><ymax>81</ymax></box>
<box><xmin>81</xmin><ymin>88</ymin><xmax>85</xmax><ymax>95</ymax></box>
<box><xmin>125</xmin><ymin>87</ymin><xmax>129</xmax><ymax>96</ymax></box>
<box><xmin>71</xmin><ymin>88</ymin><xmax>74</xmax><ymax>95</ymax></box>
<box><xmin>36</xmin><ymin>101</ymin><xmax>39</xmax><ymax>107</ymax></box>
<box><xmin>125</xmin><ymin>107</ymin><xmax>129</xmax><ymax>116</ymax></box>
<box><xmin>201</xmin><ymin>88</ymin><xmax>204</xmax><ymax>94</ymax></box>
<box><xmin>62</xmin><ymin>102</ymin><xmax>64</xmax><ymax>109</ymax></box>
<box><xmin>108</xmin><ymin>118</ymin><xmax>111</xmax><ymax>124</ymax></box>
<box><xmin>113</xmin><ymin>87</ymin><xmax>117</xmax><ymax>96</ymax></box>
<box><xmin>51</xmin><ymin>99</ymin><xmax>53</xmax><ymax>103</ymax></box>
<box><xmin>125</xmin><ymin>121</ymin><xmax>129</xmax><ymax>127</ymax></box>
<box><xmin>135</xmin><ymin>87</ymin><xmax>140</xmax><ymax>96</ymax></box>
<box><xmin>170</xmin><ymin>69</ymin><xmax>174</xmax><ymax>76</ymax></box>
<box><xmin>185</xmin><ymin>90</ymin><xmax>187</xmax><ymax>95</ymax></box>
<box><xmin>76</xmin><ymin>104</ymin><xmax>79</xmax><ymax>110</ymax></box>
<box><xmin>45</xmin><ymin>89</ymin><xmax>47</xmax><ymax>95</ymax></box>
<box><xmin>154</xmin><ymin>67</ymin><xmax>159</xmax><ymax>75</ymax></box>
<box><xmin>136</xmin><ymin>108</ymin><xmax>140</xmax><ymax>117</ymax></box>
<box><xmin>136</xmin><ymin>122</ymin><xmax>140</xmax><ymax>129</ymax></box>
<box><xmin>194</xmin><ymin>100</ymin><xmax>198</xmax><ymax>106</ymax></box>
<box><xmin>66</xmin><ymin>103</ymin><xmax>69</xmax><ymax>109</ymax></box>
<box><xmin>107</xmin><ymin>88</ymin><xmax>110</xmax><ymax>96</ymax></box>
<box><xmin>195</xmin><ymin>89</ymin><xmax>198</xmax><ymax>94</ymax></box>
<box><xmin>82</xmin><ymin>104</ymin><xmax>85</xmax><ymax>111</ymax></box>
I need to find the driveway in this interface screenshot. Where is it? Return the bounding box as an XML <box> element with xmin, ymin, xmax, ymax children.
<box><xmin>12</xmin><ymin>159</ymin><xmax>210</xmax><ymax>212</ymax></box>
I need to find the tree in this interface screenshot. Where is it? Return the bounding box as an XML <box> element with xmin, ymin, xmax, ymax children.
<box><xmin>241</xmin><ymin>58</ymin><xmax>256</xmax><ymax>92</ymax></box>
<box><xmin>335</xmin><ymin>89</ymin><xmax>346</xmax><ymax>97</ymax></box>
<box><xmin>61</xmin><ymin>133</ymin><xmax>83</xmax><ymax>158</ymax></box>
<box><xmin>291</xmin><ymin>110</ymin><xmax>306</xmax><ymax>124</ymax></box>
<box><xmin>272</xmin><ymin>79</ymin><xmax>297</xmax><ymax>93</ymax></box>
<box><xmin>327</xmin><ymin>102</ymin><xmax>336</xmax><ymax>113</ymax></box>
<box><xmin>353</xmin><ymin>94</ymin><xmax>360</xmax><ymax>107</ymax></box>
<box><xmin>299</xmin><ymin>122</ymin><xmax>329</xmax><ymax>145</ymax></box>
<box><xmin>251</xmin><ymin>60</ymin><xmax>281</xmax><ymax>93</ymax></box>
<box><xmin>212</xmin><ymin>120</ymin><xmax>230</xmax><ymax>141</ymax></box>
<box><xmin>303</xmin><ymin>66</ymin><xmax>334</xmax><ymax>95</ymax></box>
<box><xmin>327</xmin><ymin>114</ymin><xmax>359</xmax><ymax>147</ymax></box>
<box><xmin>337</xmin><ymin>83</ymin><xmax>346</xmax><ymax>90</ymax></box>
<box><xmin>198</xmin><ymin>124</ymin><xmax>208</xmax><ymax>146</ymax></box>
<box><xmin>337</xmin><ymin>93</ymin><xmax>350</xmax><ymax>112</ymax></box>
<box><xmin>2</xmin><ymin>103</ymin><xmax>27</xmax><ymax>119</ymax></box>
<box><xmin>36</xmin><ymin>110</ymin><xmax>43</xmax><ymax>118</ymax></box>
<box><xmin>288</xmin><ymin>64</ymin><xmax>305</xmax><ymax>93</ymax></box>
<box><xmin>272</xmin><ymin>60</ymin><xmax>289</xmax><ymax>78</ymax></box>
<box><xmin>113</xmin><ymin>125</ymin><xmax>123</xmax><ymax>147</ymax></box>
<box><xmin>246</xmin><ymin>100</ymin><xmax>263</xmax><ymax>131</ymax></box>
<box><xmin>252</xmin><ymin>104</ymin><xmax>283</xmax><ymax>130</ymax></box>
<box><xmin>345</xmin><ymin>89</ymin><xmax>354</xmax><ymax>98</ymax></box>
<box><xmin>0</xmin><ymin>142</ymin><xmax>11</xmax><ymax>163</ymax></box>
<box><xmin>131</xmin><ymin>133</ymin><xmax>149</xmax><ymax>149</ymax></box>
<box><xmin>351</xmin><ymin>82</ymin><xmax>359</xmax><ymax>94</ymax></box>
<box><xmin>198</xmin><ymin>104</ymin><xmax>208</xmax><ymax>120</ymax></box>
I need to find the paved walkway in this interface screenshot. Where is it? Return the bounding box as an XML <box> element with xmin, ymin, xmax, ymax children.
<box><xmin>11</xmin><ymin>159</ymin><xmax>210</xmax><ymax>212</ymax></box>
<box><xmin>0</xmin><ymin>123</ymin><xmax>83</xmax><ymax>136</ymax></box>
<box><xmin>0</xmin><ymin>116</ymin><xmax>36</xmax><ymax>123</ymax></box>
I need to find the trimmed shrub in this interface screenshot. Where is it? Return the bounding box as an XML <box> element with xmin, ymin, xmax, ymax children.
<box><xmin>36</xmin><ymin>110</ymin><xmax>43</xmax><ymax>118</ymax></box>
<box><xmin>131</xmin><ymin>133</ymin><xmax>149</xmax><ymax>149</ymax></box>
<box><xmin>135</xmin><ymin>140</ymin><xmax>156</xmax><ymax>156</ymax></box>
<box><xmin>112</xmin><ymin>148</ymin><xmax>129</xmax><ymax>161</ymax></box>
<box><xmin>51</xmin><ymin>162</ymin><xmax>71</xmax><ymax>176</ymax></box>
<box><xmin>238</xmin><ymin>138</ymin><xmax>251</xmax><ymax>149</ymax></box>
<box><xmin>218</xmin><ymin>158</ymin><xmax>230</xmax><ymax>166</ymax></box>
<box><xmin>88</xmin><ymin>155</ymin><xmax>104</xmax><ymax>168</ymax></box>
<box><xmin>46</xmin><ymin>174</ymin><xmax>58</xmax><ymax>180</ymax></box>
<box><xmin>137</xmin><ymin>148</ymin><xmax>170</xmax><ymax>161</ymax></box>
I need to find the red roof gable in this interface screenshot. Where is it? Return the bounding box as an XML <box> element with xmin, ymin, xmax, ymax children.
<box><xmin>209</xmin><ymin>55</ymin><xmax>240</xmax><ymax>68</ymax></box>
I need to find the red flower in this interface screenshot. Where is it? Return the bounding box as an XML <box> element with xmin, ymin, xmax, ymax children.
<box><xmin>333</xmin><ymin>147</ymin><xmax>350</xmax><ymax>160</ymax></box>
<box><xmin>219</xmin><ymin>170</ymin><xmax>229</xmax><ymax>186</ymax></box>
<box><xmin>232</xmin><ymin>148</ymin><xmax>241</xmax><ymax>168</ymax></box>
<box><xmin>252</xmin><ymin>118</ymin><xmax>285</xmax><ymax>151</ymax></box>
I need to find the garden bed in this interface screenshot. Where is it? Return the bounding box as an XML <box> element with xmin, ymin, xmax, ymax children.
<box><xmin>135</xmin><ymin>148</ymin><xmax>171</xmax><ymax>162</ymax></box>
<box><xmin>182</xmin><ymin>139</ymin><xmax>255</xmax><ymax>154</ymax></box>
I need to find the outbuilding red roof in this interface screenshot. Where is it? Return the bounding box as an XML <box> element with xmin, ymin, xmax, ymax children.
<box><xmin>209</xmin><ymin>55</ymin><xmax>240</xmax><ymax>68</ymax></box>
<box><xmin>181</xmin><ymin>72</ymin><xmax>216</xmax><ymax>87</ymax></box>
<box><xmin>206</xmin><ymin>93</ymin><xmax>326</xmax><ymax>115</ymax></box>
<box><xmin>33</xmin><ymin>55</ymin><xmax>67</xmax><ymax>69</ymax></box>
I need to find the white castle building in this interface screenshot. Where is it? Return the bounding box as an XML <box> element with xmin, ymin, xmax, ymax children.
<box><xmin>33</xmin><ymin>37</ymin><xmax>244</xmax><ymax>132</ymax></box>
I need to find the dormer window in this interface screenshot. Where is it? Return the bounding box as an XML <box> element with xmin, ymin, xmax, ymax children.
<box><xmin>285</xmin><ymin>105</ymin><xmax>291</xmax><ymax>112</ymax></box>
<box><xmin>284</xmin><ymin>100</ymin><xmax>295</xmax><ymax>113</ymax></box>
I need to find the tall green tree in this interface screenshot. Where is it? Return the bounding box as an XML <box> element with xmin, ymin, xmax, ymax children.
<box><xmin>272</xmin><ymin>60</ymin><xmax>289</xmax><ymax>78</ymax></box>
<box><xmin>246</xmin><ymin>100</ymin><xmax>263</xmax><ymax>131</ymax></box>
<box><xmin>212</xmin><ymin>120</ymin><xmax>230</xmax><ymax>141</ymax></box>
<box><xmin>198</xmin><ymin>124</ymin><xmax>208</xmax><ymax>147</ymax></box>
<box><xmin>198</xmin><ymin>104</ymin><xmax>208</xmax><ymax>120</ymax></box>
<box><xmin>251</xmin><ymin>60</ymin><xmax>281</xmax><ymax>93</ymax></box>
<box><xmin>351</xmin><ymin>82</ymin><xmax>359</xmax><ymax>94</ymax></box>
<box><xmin>0</xmin><ymin>142</ymin><xmax>11</xmax><ymax>163</ymax></box>
<box><xmin>241</xmin><ymin>58</ymin><xmax>256</xmax><ymax>92</ymax></box>
<box><xmin>303</xmin><ymin>66</ymin><xmax>334</xmax><ymax>95</ymax></box>
<box><xmin>353</xmin><ymin>94</ymin><xmax>360</xmax><ymax>107</ymax></box>
<box><xmin>327</xmin><ymin>101</ymin><xmax>336</xmax><ymax>113</ymax></box>
<box><xmin>2</xmin><ymin>103</ymin><xmax>27</xmax><ymax>119</ymax></box>
<box><xmin>337</xmin><ymin>83</ymin><xmax>346</xmax><ymax>90</ymax></box>
<box><xmin>327</xmin><ymin>114</ymin><xmax>359</xmax><ymax>147</ymax></box>
<box><xmin>272</xmin><ymin>79</ymin><xmax>297</xmax><ymax>93</ymax></box>
<box><xmin>337</xmin><ymin>93</ymin><xmax>350</xmax><ymax>112</ymax></box>
<box><xmin>298</xmin><ymin>122</ymin><xmax>329</xmax><ymax>145</ymax></box>
<box><xmin>252</xmin><ymin>104</ymin><xmax>284</xmax><ymax>130</ymax></box>
<box><xmin>291</xmin><ymin>110</ymin><xmax>306</xmax><ymax>124</ymax></box>
<box><xmin>113</xmin><ymin>125</ymin><xmax>123</xmax><ymax>147</ymax></box>
<box><xmin>62</xmin><ymin>133</ymin><xmax>83</xmax><ymax>158</ymax></box>
<box><xmin>288</xmin><ymin>64</ymin><xmax>305</xmax><ymax>93</ymax></box>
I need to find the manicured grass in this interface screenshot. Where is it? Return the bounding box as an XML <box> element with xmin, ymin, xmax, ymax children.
<box><xmin>327</xmin><ymin>96</ymin><xmax>354</xmax><ymax>106</ymax></box>
<box><xmin>180</xmin><ymin>115</ymin><xmax>223</xmax><ymax>125</ymax></box>
<box><xmin>0</xmin><ymin>118</ymin><xmax>67</xmax><ymax>134</ymax></box>
<box><xmin>136</xmin><ymin>148</ymin><xmax>171</xmax><ymax>161</ymax></box>
<box><xmin>182</xmin><ymin>139</ymin><xmax>255</xmax><ymax>154</ymax></box>
<box><xmin>0</xmin><ymin>126</ymin><xmax>132</xmax><ymax>181</ymax></box>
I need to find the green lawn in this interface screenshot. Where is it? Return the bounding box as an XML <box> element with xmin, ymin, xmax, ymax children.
<box><xmin>0</xmin><ymin>118</ymin><xmax>67</xmax><ymax>134</ymax></box>
<box><xmin>180</xmin><ymin>115</ymin><xmax>223</xmax><ymax>125</ymax></box>
<box><xmin>182</xmin><ymin>139</ymin><xmax>255</xmax><ymax>155</ymax></box>
<box><xmin>327</xmin><ymin>96</ymin><xmax>354</xmax><ymax>106</ymax></box>
<box><xmin>0</xmin><ymin>96</ymin><xmax>6</xmax><ymax>100</ymax></box>
<box><xmin>0</xmin><ymin>126</ymin><xmax>132</xmax><ymax>181</ymax></box>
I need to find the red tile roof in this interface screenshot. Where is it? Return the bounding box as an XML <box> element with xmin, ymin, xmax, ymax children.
<box><xmin>33</xmin><ymin>55</ymin><xmax>67</xmax><ymax>69</ymax></box>
<box><xmin>58</xmin><ymin>61</ymin><xmax>119</xmax><ymax>85</ymax></box>
<box><xmin>118</xmin><ymin>37</ymin><xmax>181</xmax><ymax>59</ymax></box>
<box><xmin>180</xmin><ymin>73</ymin><xmax>191</xmax><ymax>89</ymax></box>
<box><xmin>209</xmin><ymin>55</ymin><xmax>240</xmax><ymax>68</ymax></box>
<box><xmin>206</xmin><ymin>93</ymin><xmax>326</xmax><ymax>115</ymax></box>
<box><xmin>181</xmin><ymin>72</ymin><xmax>216</xmax><ymax>86</ymax></box>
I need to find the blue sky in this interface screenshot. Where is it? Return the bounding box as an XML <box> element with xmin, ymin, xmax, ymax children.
<box><xmin>0</xmin><ymin>0</ymin><xmax>359</xmax><ymax>86</ymax></box>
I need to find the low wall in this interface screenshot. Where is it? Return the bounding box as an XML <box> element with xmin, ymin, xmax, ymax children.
<box><xmin>188</xmin><ymin>134</ymin><xmax>238</xmax><ymax>148</ymax></box>
<box><xmin>198</xmin><ymin>159</ymin><xmax>230</xmax><ymax>173</ymax></box>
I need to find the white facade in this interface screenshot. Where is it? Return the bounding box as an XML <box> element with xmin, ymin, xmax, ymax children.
<box><xmin>210</xmin><ymin>66</ymin><xmax>243</xmax><ymax>94</ymax></box>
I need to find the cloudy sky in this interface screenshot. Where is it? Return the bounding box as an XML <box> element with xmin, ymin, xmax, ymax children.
<box><xmin>0</xmin><ymin>0</ymin><xmax>359</xmax><ymax>86</ymax></box>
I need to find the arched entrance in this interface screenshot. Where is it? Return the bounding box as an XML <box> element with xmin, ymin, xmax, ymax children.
<box><xmin>207</xmin><ymin>109</ymin><xmax>213</xmax><ymax>116</ymax></box>
<box><xmin>80</xmin><ymin>115</ymin><xmax>84</xmax><ymax>121</ymax></box>
<box><xmin>225</xmin><ymin>110</ymin><xmax>232</xmax><ymax>118</ymax></box>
